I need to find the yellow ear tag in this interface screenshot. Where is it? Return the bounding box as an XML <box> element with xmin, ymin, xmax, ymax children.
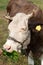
<box><xmin>35</xmin><ymin>25</ymin><xmax>41</xmax><ymax>31</ymax></box>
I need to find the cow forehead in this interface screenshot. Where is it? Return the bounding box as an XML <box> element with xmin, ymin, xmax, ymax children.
<box><xmin>8</xmin><ymin>13</ymin><xmax>28</xmax><ymax>31</ymax></box>
<box><xmin>12</xmin><ymin>13</ymin><xmax>27</xmax><ymax>21</ymax></box>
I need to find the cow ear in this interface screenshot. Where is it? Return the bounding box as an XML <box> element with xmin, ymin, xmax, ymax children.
<box><xmin>27</xmin><ymin>12</ymin><xmax>34</xmax><ymax>19</ymax></box>
<box><xmin>4</xmin><ymin>15</ymin><xmax>13</xmax><ymax>20</ymax></box>
<box><xmin>27</xmin><ymin>9</ymin><xmax>35</xmax><ymax>19</ymax></box>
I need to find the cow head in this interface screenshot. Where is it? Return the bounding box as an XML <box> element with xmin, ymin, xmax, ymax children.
<box><xmin>3</xmin><ymin>13</ymin><xmax>33</xmax><ymax>53</ymax></box>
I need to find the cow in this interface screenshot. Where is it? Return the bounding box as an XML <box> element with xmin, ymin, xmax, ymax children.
<box><xmin>3</xmin><ymin>0</ymin><xmax>43</xmax><ymax>65</ymax></box>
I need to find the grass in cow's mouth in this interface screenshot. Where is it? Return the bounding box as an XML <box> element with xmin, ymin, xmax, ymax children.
<box><xmin>3</xmin><ymin>50</ymin><xmax>20</xmax><ymax>62</ymax></box>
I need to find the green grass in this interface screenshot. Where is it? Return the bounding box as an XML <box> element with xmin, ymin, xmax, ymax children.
<box><xmin>0</xmin><ymin>19</ymin><xmax>8</xmax><ymax>48</ymax></box>
<box><xmin>0</xmin><ymin>0</ymin><xmax>43</xmax><ymax>65</ymax></box>
<box><xmin>0</xmin><ymin>0</ymin><xmax>9</xmax><ymax>10</ymax></box>
<box><xmin>28</xmin><ymin>0</ymin><xmax>43</xmax><ymax>9</ymax></box>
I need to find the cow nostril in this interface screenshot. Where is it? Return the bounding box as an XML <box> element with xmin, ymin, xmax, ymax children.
<box><xmin>7</xmin><ymin>46</ymin><xmax>11</xmax><ymax>50</ymax></box>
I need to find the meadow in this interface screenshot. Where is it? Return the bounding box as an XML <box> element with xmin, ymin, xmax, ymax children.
<box><xmin>0</xmin><ymin>0</ymin><xmax>43</xmax><ymax>65</ymax></box>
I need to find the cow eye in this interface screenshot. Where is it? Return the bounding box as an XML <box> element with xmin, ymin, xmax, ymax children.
<box><xmin>9</xmin><ymin>20</ymin><xmax>12</xmax><ymax>23</ymax></box>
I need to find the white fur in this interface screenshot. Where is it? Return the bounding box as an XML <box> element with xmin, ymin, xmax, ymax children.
<box><xmin>28</xmin><ymin>51</ymin><xmax>34</xmax><ymax>65</ymax></box>
<box><xmin>41</xmin><ymin>59</ymin><xmax>43</xmax><ymax>65</ymax></box>
<box><xmin>28</xmin><ymin>56</ymin><xmax>34</xmax><ymax>65</ymax></box>
<box><xmin>8</xmin><ymin>13</ymin><xmax>30</xmax><ymax>42</ymax></box>
<box><xmin>40</xmin><ymin>55</ymin><xmax>43</xmax><ymax>65</ymax></box>
<box><xmin>3</xmin><ymin>13</ymin><xmax>31</xmax><ymax>52</ymax></box>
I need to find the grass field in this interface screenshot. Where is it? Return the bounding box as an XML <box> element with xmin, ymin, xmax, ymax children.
<box><xmin>0</xmin><ymin>0</ymin><xmax>9</xmax><ymax>10</ymax></box>
<box><xmin>28</xmin><ymin>0</ymin><xmax>43</xmax><ymax>9</ymax></box>
<box><xmin>0</xmin><ymin>0</ymin><xmax>43</xmax><ymax>65</ymax></box>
